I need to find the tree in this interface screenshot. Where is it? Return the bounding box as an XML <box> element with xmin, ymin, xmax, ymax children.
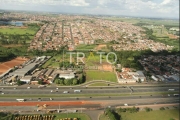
<box><xmin>38</xmin><ymin>80</ymin><xmax>43</xmax><ymax>85</ymax></box>
<box><xmin>72</xmin><ymin>79</ymin><xmax>78</xmax><ymax>85</ymax></box>
<box><xmin>64</xmin><ymin>79</ymin><xmax>72</xmax><ymax>85</ymax></box>
<box><xmin>145</xmin><ymin>107</ymin><xmax>152</xmax><ymax>112</ymax></box>
<box><xmin>104</xmin><ymin>108</ymin><xmax>121</xmax><ymax>120</ymax></box>
<box><xmin>160</xmin><ymin>107</ymin><xmax>165</xmax><ymax>110</ymax></box>
<box><xmin>17</xmin><ymin>79</ymin><xmax>24</xmax><ymax>86</ymax></box>
<box><xmin>55</xmin><ymin>79</ymin><xmax>60</xmax><ymax>84</ymax></box>
<box><xmin>59</xmin><ymin>79</ymin><xmax>64</xmax><ymax>85</ymax></box>
<box><xmin>138</xmin><ymin>78</ymin><xmax>141</xmax><ymax>83</ymax></box>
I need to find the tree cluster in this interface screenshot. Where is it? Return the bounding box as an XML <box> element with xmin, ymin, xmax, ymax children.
<box><xmin>104</xmin><ymin>108</ymin><xmax>121</xmax><ymax>120</ymax></box>
<box><xmin>54</xmin><ymin>73</ymin><xmax>86</xmax><ymax>86</ymax></box>
<box><xmin>144</xmin><ymin>107</ymin><xmax>153</xmax><ymax>112</ymax></box>
<box><xmin>117</xmin><ymin>107</ymin><xmax>139</xmax><ymax>113</ymax></box>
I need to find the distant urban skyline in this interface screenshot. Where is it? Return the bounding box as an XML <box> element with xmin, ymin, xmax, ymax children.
<box><xmin>0</xmin><ymin>0</ymin><xmax>179</xmax><ymax>19</ymax></box>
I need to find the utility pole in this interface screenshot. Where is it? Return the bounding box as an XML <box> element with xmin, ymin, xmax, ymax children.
<box><xmin>58</xmin><ymin>104</ymin><xmax>60</xmax><ymax>113</ymax></box>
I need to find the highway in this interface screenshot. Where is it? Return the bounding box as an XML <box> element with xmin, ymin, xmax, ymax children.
<box><xmin>0</xmin><ymin>86</ymin><xmax>179</xmax><ymax>95</ymax></box>
<box><xmin>0</xmin><ymin>94</ymin><xmax>179</xmax><ymax>102</ymax></box>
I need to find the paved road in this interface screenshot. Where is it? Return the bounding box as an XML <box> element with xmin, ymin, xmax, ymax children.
<box><xmin>0</xmin><ymin>94</ymin><xmax>179</xmax><ymax>102</ymax></box>
<box><xmin>0</xmin><ymin>86</ymin><xmax>179</xmax><ymax>95</ymax></box>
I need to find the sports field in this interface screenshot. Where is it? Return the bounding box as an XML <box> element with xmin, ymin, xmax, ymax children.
<box><xmin>86</xmin><ymin>70</ymin><xmax>117</xmax><ymax>82</ymax></box>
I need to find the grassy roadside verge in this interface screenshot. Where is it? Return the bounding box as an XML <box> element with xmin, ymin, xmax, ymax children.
<box><xmin>0</xmin><ymin>92</ymin><xmax>178</xmax><ymax>98</ymax></box>
<box><xmin>54</xmin><ymin>113</ymin><xmax>91</xmax><ymax>120</ymax></box>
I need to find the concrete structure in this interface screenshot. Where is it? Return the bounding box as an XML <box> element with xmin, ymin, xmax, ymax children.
<box><xmin>151</xmin><ymin>75</ymin><xmax>158</xmax><ymax>81</ymax></box>
<box><xmin>169</xmin><ymin>75</ymin><xmax>179</xmax><ymax>81</ymax></box>
<box><xmin>59</xmin><ymin>72</ymin><xmax>75</xmax><ymax>79</ymax></box>
<box><xmin>9</xmin><ymin>63</ymin><xmax>37</xmax><ymax>77</ymax></box>
<box><xmin>20</xmin><ymin>76</ymin><xmax>33</xmax><ymax>83</ymax></box>
<box><xmin>156</xmin><ymin>75</ymin><xmax>165</xmax><ymax>81</ymax></box>
<box><xmin>132</xmin><ymin>71</ymin><xmax>146</xmax><ymax>82</ymax></box>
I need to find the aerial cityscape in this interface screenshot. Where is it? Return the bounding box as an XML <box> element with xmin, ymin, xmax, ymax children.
<box><xmin>0</xmin><ymin>0</ymin><xmax>179</xmax><ymax>120</ymax></box>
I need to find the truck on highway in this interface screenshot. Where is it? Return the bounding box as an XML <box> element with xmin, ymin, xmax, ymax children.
<box><xmin>16</xmin><ymin>99</ymin><xmax>25</xmax><ymax>102</ymax></box>
<box><xmin>174</xmin><ymin>94</ymin><xmax>179</xmax><ymax>97</ymax></box>
<box><xmin>74</xmin><ymin>90</ymin><xmax>81</xmax><ymax>92</ymax></box>
<box><xmin>124</xmin><ymin>103</ymin><xmax>128</xmax><ymax>106</ymax></box>
<box><xmin>38</xmin><ymin>85</ymin><xmax>46</xmax><ymax>88</ymax></box>
<box><xmin>168</xmin><ymin>89</ymin><xmax>175</xmax><ymax>91</ymax></box>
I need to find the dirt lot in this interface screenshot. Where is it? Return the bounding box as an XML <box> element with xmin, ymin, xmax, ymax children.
<box><xmin>0</xmin><ymin>57</ymin><xmax>28</xmax><ymax>75</ymax></box>
<box><xmin>98</xmin><ymin>64</ymin><xmax>113</xmax><ymax>72</ymax></box>
<box><xmin>95</xmin><ymin>44</ymin><xmax>107</xmax><ymax>50</ymax></box>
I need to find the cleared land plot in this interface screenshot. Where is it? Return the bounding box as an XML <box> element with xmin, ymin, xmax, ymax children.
<box><xmin>99</xmin><ymin>109</ymin><xmax>179</xmax><ymax>120</ymax></box>
<box><xmin>86</xmin><ymin>70</ymin><xmax>117</xmax><ymax>82</ymax></box>
<box><xmin>0</xmin><ymin>57</ymin><xmax>28</xmax><ymax>75</ymax></box>
<box><xmin>54</xmin><ymin>113</ymin><xmax>91</xmax><ymax>120</ymax></box>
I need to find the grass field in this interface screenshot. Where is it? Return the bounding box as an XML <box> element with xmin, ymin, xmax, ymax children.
<box><xmin>88</xmin><ymin>82</ymin><xmax>116</xmax><ymax>86</ymax></box>
<box><xmin>42</xmin><ymin>54</ymin><xmax>72</xmax><ymax>68</ymax></box>
<box><xmin>75</xmin><ymin>44</ymin><xmax>97</xmax><ymax>50</ymax></box>
<box><xmin>119</xmin><ymin>109</ymin><xmax>179</xmax><ymax>120</ymax></box>
<box><xmin>54</xmin><ymin>113</ymin><xmax>91</xmax><ymax>120</ymax></box>
<box><xmin>99</xmin><ymin>109</ymin><xmax>179</xmax><ymax>120</ymax></box>
<box><xmin>86</xmin><ymin>70</ymin><xmax>117</xmax><ymax>82</ymax></box>
<box><xmin>42</xmin><ymin>53</ymin><xmax>110</xmax><ymax>68</ymax></box>
<box><xmin>0</xmin><ymin>27</ymin><xmax>38</xmax><ymax>35</ymax></box>
<box><xmin>105</xmin><ymin>17</ymin><xmax>179</xmax><ymax>26</ymax></box>
<box><xmin>85</xmin><ymin>54</ymin><xmax>107</xmax><ymax>66</ymax></box>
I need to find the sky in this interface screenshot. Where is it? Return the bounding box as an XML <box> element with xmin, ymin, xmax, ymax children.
<box><xmin>0</xmin><ymin>0</ymin><xmax>179</xmax><ymax>18</ymax></box>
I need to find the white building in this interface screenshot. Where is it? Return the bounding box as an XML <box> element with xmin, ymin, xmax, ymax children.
<box><xmin>151</xmin><ymin>75</ymin><xmax>158</xmax><ymax>81</ymax></box>
<box><xmin>169</xmin><ymin>75</ymin><xmax>179</xmax><ymax>81</ymax></box>
<box><xmin>132</xmin><ymin>71</ymin><xmax>146</xmax><ymax>82</ymax></box>
<box><xmin>20</xmin><ymin>76</ymin><xmax>32</xmax><ymax>83</ymax></box>
<box><xmin>59</xmin><ymin>72</ymin><xmax>75</xmax><ymax>79</ymax></box>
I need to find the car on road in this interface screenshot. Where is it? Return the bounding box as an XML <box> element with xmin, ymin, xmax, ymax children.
<box><xmin>124</xmin><ymin>103</ymin><xmax>128</xmax><ymax>106</ymax></box>
<box><xmin>63</xmin><ymin>91</ymin><xmax>69</xmax><ymax>93</ymax></box>
<box><xmin>27</xmin><ymin>87</ymin><xmax>31</xmax><ymax>89</ymax></box>
<box><xmin>168</xmin><ymin>89</ymin><xmax>175</xmax><ymax>91</ymax></box>
<box><xmin>38</xmin><ymin>85</ymin><xmax>46</xmax><ymax>88</ymax></box>
<box><xmin>51</xmin><ymin>90</ymin><xmax>53</xmax><ymax>92</ymax></box>
<box><xmin>74</xmin><ymin>90</ymin><xmax>81</xmax><ymax>92</ymax></box>
<box><xmin>50</xmin><ymin>98</ymin><xmax>53</xmax><ymax>100</ymax></box>
<box><xmin>14</xmin><ymin>88</ymin><xmax>16</xmax><ymax>89</ymax></box>
<box><xmin>1</xmin><ymin>88</ymin><xmax>4</xmax><ymax>89</ymax></box>
<box><xmin>56</xmin><ymin>88</ymin><xmax>59</xmax><ymax>90</ymax></box>
<box><xmin>1</xmin><ymin>93</ymin><xmax>4</xmax><ymax>94</ymax></box>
